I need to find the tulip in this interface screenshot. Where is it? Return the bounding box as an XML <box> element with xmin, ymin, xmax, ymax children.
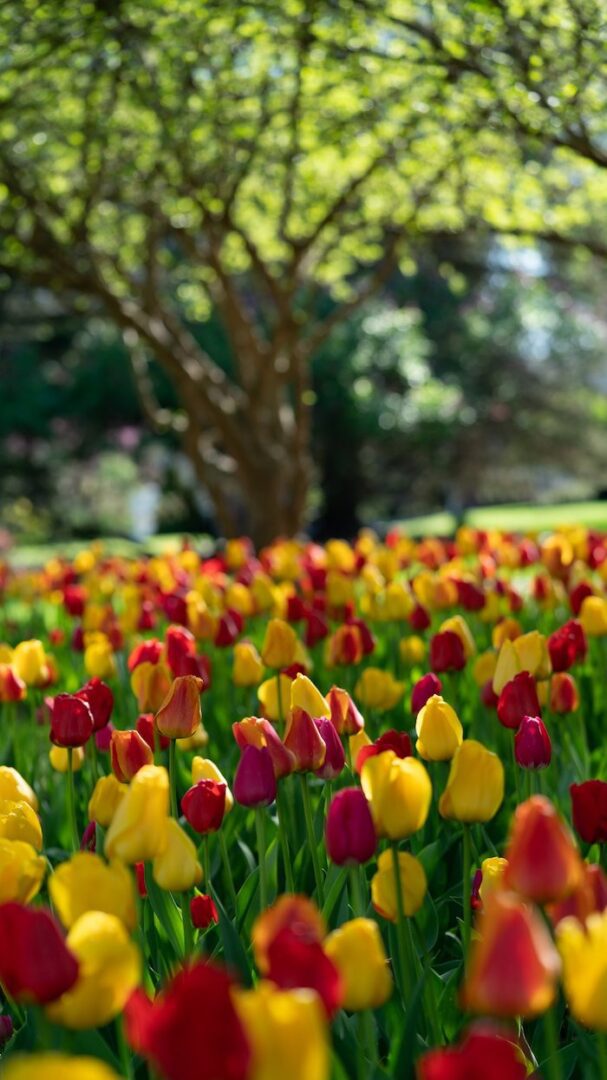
<box><xmin>478</xmin><ymin>857</ymin><xmax>508</xmax><ymax>907</ymax></box>
<box><xmin>95</xmin><ymin>721</ymin><xmax>114</xmax><ymax>752</ymax></box>
<box><xmin>417</xmin><ymin>1022</ymin><xmax>528</xmax><ymax>1080</ymax></box>
<box><xmin>497</xmin><ymin>672</ymin><xmax>541</xmax><ymax>730</ymax></box>
<box><xmin>548</xmin><ymin>863</ymin><xmax>607</xmax><ymax>928</ymax></box>
<box><xmin>439</xmin><ymin>615</ymin><xmax>476</xmax><ymax>659</ymax></box>
<box><xmin>75</xmin><ymin>677</ymin><xmax>113</xmax><ymax>731</ymax></box>
<box><xmin>12</xmin><ymin>639</ymin><xmax>49</xmax><ymax>686</ymax></box>
<box><xmin>371</xmin><ymin>848</ymin><xmax>427</xmax><ymax>919</ymax></box>
<box><xmin>214</xmin><ymin>610</ymin><xmax>241</xmax><ymax>648</ymax></box>
<box><xmin>261</xmin><ymin>618</ymin><xmax>298</xmax><ymax>668</ymax></box>
<box><xmin>410</xmin><ymin>604</ymin><xmax>431</xmax><ymax>632</ymax></box>
<box><xmin>580</xmin><ymin>595</ymin><xmax>607</xmax><ymax>636</ymax></box>
<box><xmin>439</xmin><ymin>740</ymin><xmax>504</xmax><ymax>824</ymax></box>
<box><xmin>88</xmin><ymin>774</ymin><xmax>127</xmax><ymax>828</ymax></box>
<box><xmin>252</xmin><ymin>895</ymin><xmax>325</xmax><ymax>975</ymax></box>
<box><xmin>548</xmin><ymin>620</ymin><xmax>587</xmax><ymax>671</ymax></box>
<box><xmin>429</xmin><ymin>630</ymin><xmax>466</xmax><ymax>673</ymax></box>
<box><xmin>265</xmin><ymin>926</ymin><xmax>343</xmax><ymax>1018</ymax></box>
<box><xmin>235</xmin><ymin>981</ymin><xmax>328</xmax><ymax>1080</ymax></box>
<box><xmin>1</xmin><ymin>1054</ymin><xmax>123</xmax><ymax>1080</ymax></box>
<box><xmin>192</xmin><ymin>757</ymin><xmax>234</xmax><ymax>810</ymax></box>
<box><xmin>49</xmin><ymin>745</ymin><xmax>85</xmax><ymax>773</ymax></box>
<box><xmin>472</xmin><ymin>650</ymin><xmax>497</xmax><ymax>688</ymax></box>
<box><xmin>47</xmin><ymin>910</ymin><xmax>140</xmax><ymax>1029</ymax></box>
<box><xmin>182</xmin><ymin>779</ymin><xmax>226</xmax><ymax>833</ymax></box>
<box><xmin>355</xmin><ymin>729</ymin><xmax>412</xmax><ymax>773</ymax></box>
<box><xmin>105</xmin><ymin>765</ymin><xmax>169</xmax><ymax>864</ymax></box>
<box><xmin>549</xmin><ymin>672</ymin><xmax>579</xmax><ymax>713</ymax></box>
<box><xmin>354</xmin><ymin>668</ymin><xmax>405</xmax><ymax>711</ymax></box>
<box><xmin>190</xmin><ymin>893</ymin><xmax>219</xmax><ymax>930</ymax></box>
<box><xmin>136</xmin><ymin>712</ymin><xmax>170</xmax><ymax>752</ymax></box>
<box><xmin>128</xmin><ymin>639</ymin><xmax>164</xmax><ymax>672</ymax></box>
<box><xmin>234</xmin><ymin>746</ymin><xmax>276</xmax><ymax>808</ymax></box>
<box><xmin>504</xmin><ymin>796</ymin><xmax>583</xmax><ymax>904</ymax></box>
<box><xmin>50</xmin><ymin>693</ymin><xmax>94</xmax><ymax>748</ymax></box>
<box><xmin>362</xmin><ymin>751</ymin><xmax>432</xmax><ymax>839</ymax></box>
<box><xmin>0</xmin><ymin>799</ymin><xmax>42</xmax><ymax>850</ymax></box>
<box><xmin>325</xmin><ymin>788</ymin><xmax>376</xmax><ymax>866</ymax></box>
<box><xmin>557</xmin><ymin>910</ymin><xmax>607</xmax><ymax>1030</ymax></box>
<box><xmin>124</xmin><ymin>962</ymin><xmax>251</xmax><ymax>1080</ymax></box>
<box><xmin>49</xmin><ymin>852</ymin><xmax>136</xmax><ymax>930</ymax></box>
<box><xmin>411</xmin><ymin>672</ymin><xmax>442</xmax><ymax>714</ymax></box>
<box><xmin>0</xmin><ymin>838</ymin><xmax>46</xmax><ymax>904</ymax></box>
<box><xmin>165</xmin><ymin>623</ymin><xmax>196</xmax><ymax>675</ymax></box>
<box><xmin>257</xmin><ymin>674</ymin><xmax>293</xmax><ymax>722</ymax></box>
<box><xmin>571</xmin><ymin>779</ymin><xmax>607</xmax><ymax>844</ymax></box>
<box><xmin>131</xmin><ymin>660</ymin><xmax>172</xmax><ymax>712</ymax></box>
<box><xmin>0</xmin><ymin>1014</ymin><xmax>12</xmax><ymax>1049</ymax></box>
<box><xmin>514</xmin><ymin>716</ymin><xmax>551</xmax><ymax>769</ymax></box>
<box><xmin>324</xmin><ymin>918</ymin><xmax>392</xmax><ymax>1011</ymax></box>
<box><xmin>284</xmin><ymin>708</ymin><xmax>326</xmax><ymax>773</ymax></box>
<box><xmin>153</xmin><ymin>818</ymin><xmax>202</xmax><ymax>892</ymax></box>
<box><xmin>110</xmin><ymin>729</ymin><xmax>153</xmax><ymax>783</ymax></box>
<box><xmin>327</xmin><ymin>625</ymin><xmax>364</xmax><ymax>667</ymax></box>
<box><xmin>461</xmin><ymin>892</ymin><xmax>561</xmax><ymax>1018</ymax></box>
<box><xmin>155</xmin><ymin>674</ymin><xmax>204</xmax><ymax>740</ymax></box>
<box><xmin>233</xmin><ymin>641</ymin><xmax>264</xmax><ymax>688</ymax></box>
<box><xmin>327</xmin><ymin>686</ymin><xmax>364</xmax><ymax>735</ymax></box>
<box><xmin>513</xmin><ymin>630</ymin><xmax>551</xmax><ymax>679</ymax></box>
<box><xmin>492</xmin><ymin>640</ymin><xmax>522</xmax><ymax>695</ymax></box>
<box><xmin>415</xmin><ymin>695</ymin><xmax>463</xmax><ymax>762</ymax></box>
<box><xmin>314</xmin><ymin>718</ymin><xmax>345</xmax><ymax>780</ymax></box>
<box><xmin>0</xmin><ymin>665</ymin><xmax>26</xmax><ymax>702</ymax></box>
<box><xmin>0</xmin><ymin>902</ymin><xmax>79</xmax><ymax>1004</ymax></box>
<box><xmin>290</xmin><ymin>673</ymin><xmax>330</xmax><ymax>719</ymax></box>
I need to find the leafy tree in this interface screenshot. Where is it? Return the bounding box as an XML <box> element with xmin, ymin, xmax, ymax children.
<box><xmin>0</xmin><ymin>1</ymin><xmax>604</xmax><ymax>540</ymax></box>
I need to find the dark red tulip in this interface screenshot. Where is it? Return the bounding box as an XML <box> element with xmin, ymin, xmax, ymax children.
<box><xmin>497</xmin><ymin>672</ymin><xmax>540</xmax><ymax>730</ymax></box>
<box><xmin>136</xmin><ymin>712</ymin><xmax>170</xmax><ymax>752</ymax></box>
<box><xmin>165</xmin><ymin>624</ymin><xmax>197</xmax><ymax>675</ymax></box>
<box><xmin>570</xmin><ymin>780</ymin><xmax>607</xmax><ymax>844</ymax></box>
<box><xmin>233</xmin><ymin>746</ymin><xmax>276</xmax><ymax>808</ymax></box>
<box><xmin>0</xmin><ymin>903</ymin><xmax>79</xmax><ymax>1004</ymax></box>
<box><xmin>569</xmin><ymin>583</ymin><xmax>593</xmax><ymax>618</ymax></box>
<box><xmin>128</xmin><ymin>639</ymin><xmax>164</xmax><ymax>673</ymax></box>
<box><xmin>76</xmin><ymin>677</ymin><xmax>114</xmax><ymax>731</ymax></box>
<box><xmin>514</xmin><ymin>716</ymin><xmax>551</xmax><ymax>770</ymax></box>
<box><xmin>410</xmin><ymin>604</ymin><xmax>431</xmax><ymax>632</ymax></box>
<box><xmin>214</xmin><ymin>611</ymin><xmax>241</xmax><ymax>648</ymax></box>
<box><xmin>417</xmin><ymin>1022</ymin><xmax>527</xmax><ymax>1080</ymax></box>
<box><xmin>0</xmin><ymin>1015</ymin><xmax>13</xmax><ymax>1049</ymax></box>
<box><xmin>325</xmin><ymin>787</ymin><xmax>376</xmax><ymax>866</ymax></box>
<box><xmin>548</xmin><ymin>620</ymin><xmax>587</xmax><ymax>672</ymax></box>
<box><xmin>480</xmin><ymin>679</ymin><xmax>499</xmax><ymax>709</ymax></box>
<box><xmin>314</xmin><ymin>719</ymin><xmax>345</xmax><ymax>780</ymax></box>
<box><xmin>430</xmin><ymin>631</ymin><xmax>466</xmax><ymax>673</ymax></box>
<box><xmin>190</xmin><ymin>894</ymin><xmax>219</xmax><ymax>930</ymax></box>
<box><xmin>356</xmin><ymin>729</ymin><xmax>413</xmax><ymax>773</ymax></box>
<box><xmin>455</xmin><ymin>580</ymin><xmax>486</xmax><ymax>612</ymax></box>
<box><xmin>95</xmin><ymin>720</ymin><xmax>115</xmax><ymax>752</ymax></box>
<box><xmin>50</xmin><ymin>692</ymin><xmax>94</xmax><ymax>748</ymax></box>
<box><xmin>411</xmin><ymin>673</ymin><xmax>442</xmax><ymax>714</ymax></box>
<box><xmin>266</xmin><ymin>927</ymin><xmax>343</xmax><ymax>1019</ymax></box>
<box><xmin>182</xmin><ymin>780</ymin><xmax>226</xmax><ymax>834</ymax></box>
<box><xmin>80</xmin><ymin>820</ymin><xmax>97</xmax><ymax>853</ymax></box>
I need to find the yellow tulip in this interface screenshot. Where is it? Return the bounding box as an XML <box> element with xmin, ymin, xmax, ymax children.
<box><xmin>349</xmin><ymin>728</ymin><xmax>372</xmax><ymax>765</ymax></box>
<box><xmin>84</xmin><ymin>638</ymin><xmax>116</xmax><ymax>679</ymax></box>
<box><xmin>0</xmin><ymin>799</ymin><xmax>42</xmax><ymax>850</ymax></box>
<box><xmin>513</xmin><ymin>631</ymin><xmax>551</xmax><ymax>679</ymax></box>
<box><xmin>361</xmin><ymin>751</ymin><xmax>432</xmax><ymax>839</ymax></box>
<box><xmin>177</xmin><ymin>722</ymin><xmax>209</xmax><ymax>751</ymax></box>
<box><xmin>50</xmin><ymin>853</ymin><xmax>137</xmax><ymax>930</ymax></box>
<box><xmin>2</xmin><ymin>1054</ymin><xmax>122</xmax><ymax>1080</ymax></box>
<box><xmin>46</xmin><ymin>911</ymin><xmax>140</xmax><ymax>1029</ymax></box>
<box><xmin>233</xmin><ymin>641</ymin><xmax>264</xmax><ymax>688</ymax></box>
<box><xmin>399</xmin><ymin>635</ymin><xmax>426</xmax><ymax>665</ymax></box>
<box><xmin>261</xmin><ymin>618</ymin><xmax>298</xmax><ymax>669</ymax></box>
<box><xmin>371</xmin><ymin>849</ymin><xmax>427</xmax><ymax>919</ymax></box>
<box><xmin>105</xmin><ymin>765</ymin><xmax>169</xmax><ymax>864</ymax></box>
<box><xmin>0</xmin><ymin>837</ymin><xmax>45</xmax><ymax>904</ymax></box>
<box><xmin>192</xmin><ymin>757</ymin><xmax>234</xmax><ymax>811</ymax></box>
<box><xmin>289</xmin><ymin>674</ymin><xmax>330</xmax><ymax>719</ymax></box>
<box><xmin>49</xmin><ymin>746</ymin><xmax>85</xmax><ymax>773</ymax></box>
<box><xmin>415</xmin><ymin>695</ymin><xmax>463</xmax><ymax>762</ymax></box>
<box><xmin>492</xmin><ymin>639</ymin><xmax>522</xmax><ymax>695</ymax></box>
<box><xmin>235</xmin><ymin>981</ymin><xmax>329</xmax><ymax>1080</ymax></box>
<box><xmin>257</xmin><ymin>674</ymin><xmax>293</xmax><ymax>722</ymax></box>
<box><xmin>324</xmin><ymin>918</ymin><xmax>393</xmax><ymax>1010</ymax></box>
<box><xmin>478</xmin><ymin>857</ymin><xmax>508</xmax><ymax>907</ymax></box>
<box><xmin>439</xmin><ymin>615</ymin><xmax>476</xmax><ymax>659</ymax></box>
<box><xmin>580</xmin><ymin>596</ymin><xmax>607</xmax><ymax>637</ymax></box>
<box><xmin>492</xmin><ymin>619</ymin><xmax>521</xmax><ymax>648</ymax></box>
<box><xmin>557</xmin><ymin>911</ymin><xmax>607</xmax><ymax>1030</ymax></box>
<box><xmin>12</xmin><ymin>640</ymin><xmax>49</xmax><ymax>686</ymax></box>
<box><xmin>439</xmin><ymin>740</ymin><xmax>504</xmax><ymax>824</ymax></box>
<box><xmin>88</xmin><ymin>775</ymin><xmax>127</xmax><ymax>827</ymax></box>
<box><xmin>0</xmin><ymin>767</ymin><xmax>38</xmax><ymax>810</ymax></box>
<box><xmin>472</xmin><ymin>650</ymin><xmax>497</xmax><ymax>688</ymax></box>
<box><xmin>152</xmin><ymin>818</ymin><xmax>202</xmax><ymax>892</ymax></box>
<box><xmin>354</xmin><ymin>668</ymin><xmax>404</xmax><ymax>712</ymax></box>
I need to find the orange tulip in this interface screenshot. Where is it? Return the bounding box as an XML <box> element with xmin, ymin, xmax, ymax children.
<box><xmin>155</xmin><ymin>676</ymin><xmax>204</xmax><ymax>740</ymax></box>
<box><xmin>503</xmin><ymin>796</ymin><xmax>584</xmax><ymax>904</ymax></box>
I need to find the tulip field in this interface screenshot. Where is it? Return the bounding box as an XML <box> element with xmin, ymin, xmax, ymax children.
<box><xmin>1</xmin><ymin>527</ymin><xmax>607</xmax><ymax>1079</ymax></box>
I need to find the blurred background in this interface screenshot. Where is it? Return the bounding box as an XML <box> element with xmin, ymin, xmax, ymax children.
<box><xmin>1</xmin><ymin>1</ymin><xmax>606</xmax><ymax>551</ymax></box>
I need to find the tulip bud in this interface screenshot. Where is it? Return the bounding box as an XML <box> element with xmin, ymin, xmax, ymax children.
<box><xmin>234</xmin><ymin>981</ymin><xmax>328</xmax><ymax>1080</ymax></box>
<box><xmin>12</xmin><ymin>640</ymin><xmax>50</xmax><ymax>687</ymax></box>
<box><xmin>0</xmin><ymin>767</ymin><xmax>37</xmax><ymax>811</ymax></box>
<box><xmin>233</xmin><ymin>746</ymin><xmax>277</xmax><ymax>808</ymax></box>
<box><xmin>0</xmin><ymin>902</ymin><xmax>79</xmax><ymax>1004</ymax></box>
<box><xmin>355</xmin><ymin>729</ymin><xmax>412</xmax><ymax>774</ymax></box>
<box><xmin>165</xmin><ymin>624</ymin><xmax>196</xmax><ymax>675</ymax></box>
<box><xmin>233</xmin><ymin>717</ymin><xmax>293</xmax><ymax>780</ymax></box>
<box><xmin>136</xmin><ymin>712</ymin><xmax>170</xmax><ymax>753</ymax></box>
<box><xmin>418</xmin><ymin>1022</ymin><xmax>530</xmax><ymax>1078</ymax></box>
<box><xmin>88</xmin><ymin>774</ymin><xmax>127</xmax><ymax>828</ymax></box>
<box><xmin>49</xmin><ymin>852</ymin><xmax>137</xmax><ymax>931</ymax></box>
<box><xmin>314</xmin><ymin>719</ymin><xmax>345</xmax><ymax>780</ymax></box>
<box><xmin>181</xmin><ymin>780</ymin><xmax>226</xmax><ymax>834</ymax></box>
<box><xmin>325</xmin><ymin>788</ymin><xmax>376</xmax><ymax>866</ymax></box>
<box><xmin>411</xmin><ymin>672</ymin><xmax>442</xmax><ymax>714</ymax></box>
<box><xmin>371</xmin><ymin>848</ymin><xmax>427</xmax><ymax>919</ymax></box>
<box><xmin>0</xmin><ymin>799</ymin><xmax>42</xmax><ymax>851</ymax></box>
<box><xmin>290</xmin><ymin>674</ymin><xmax>330</xmax><ymax>719</ymax></box>
<box><xmin>362</xmin><ymin>751</ymin><xmax>431</xmax><ymax>840</ymax></box>
<box><xmin>430</xmin><ymin>630</ymin><xmax>466</xmax><ymax>673</ymax></box>
<box><xmin>570</xmin><ymin>779</ymin><xmax>607</xmax><ymax>844</ymax></box>
<box><xmin>548</xmin><ymin>619</ymin><xmax>587</xmax><ymax>672</ymax></box>
<box><xmin>152</xmin><ymin>818</ymin><xmax>202</xmax><ymax>893</ymax></box>
<box><xmin>283</xmin><ymin>707</ymin><xmax>326</xmax><ymax>773</ymax></box>
<box><xmin>261</xmin><ymin>618</ymin><xmax>298</xmax><ymax>669</ymax></box>
<box><xmin>105</xmin><ymin>765</ymin><xmax>169</xmax><ymax>864</ymax></box>
<box><xmin>0</xmin><ymin>665</ymin><xmax>26</xmax><ymax>703</ymax></box>
<box><xmin>190</xmin><ymin>893</ymin><xmax>218</xmax><ymax>930</ymax></box>
<box><xmin>0</xmin><ymin>838</ymin><xmax>46</xmax><ymax>904</ymax></box>
<box><xmin>504</xmin><ymin>795</ymin><xmax>583</xmax><ymax>904</ymax></box>
<box><xmin>257</xmin><ymin>673</ymin><xmax>293</xmax><ymax>722</ymax></box>
<box><xmin>497</xmin><ymin>672</ymin><xmax>541</xmax><ymax>730</ymax></box>
<box><xmin>580</xmin><ymin>595</ymin><xmax>607</xmax><ymax>637</ymax></box>
<box><xmin>110</xmin><ymin>730</ymin><xmax>153</xmax><ymax>783</ymax></box>
<box><xmin>327</xmin><ymin>687</ymin><xmax>364</xmax><ymax>735</ymax></box>
<box><xmin>192</xmin><ymin>757</ymin><xmax>234</xmax><ymax>810</ymax></box>
<box><xmin>50</xmin><ymin>693</ymin><xmax>94</xmax><ymax>748</ymax></box>
<box><xmin>95</xmin><ymin>721</ymin><xmax>114</xmax><ymax>752</ymax></box>
<box><xmin>514</xmin><ymin>716</ymin><xmax>551</xmax><ymax>770</ymax></box>
<box><xmin>155</xmin><ymin>675</ymin><xmax>204</xmax><ymax>740</ymax></box>
<box><xmin>75</xmin><ymin>678</ymin><xmax>113</xmax><ymax>732</ymax></box>
<box><xmin>550</xmin><ymin>672</ymin><xmax>579</xmax><ymax>714</ymax></box>
<box><xmin>415</xmin><ymin>695</ymin><xmax>463</xmax><ymax>762</ymax></box>
<box><xmin>439</xmin><ymin>740</ymin><xmax>504</xmax><ymax>824</ymax></box>
<box><xmin>49</xmin><ymin>746</ymin><xmax>85</xmax><ymax>773</ymax></box>
<box><xmin>324</xmin><ymin>918</ymin><xmax>392</xmax><ymax>1011</ymax></box>
<box><xmin>232</xmin><ymin>641</ymin><xmax>264</xmax><ymax>688</ymax></box>
<box><xmin>354</xmin><ymin>668</ymin><xmax>404</xmax><ymax>712</ymax></box>
<box><xmin>478</xmin><ymin>856</ymin><xmax>508</xmax><ymax>907</ymax></box>
<box><xmin>266</xmin><ymin>927</ymin><xmax>343</xmax><ymax>1018</ymax></box>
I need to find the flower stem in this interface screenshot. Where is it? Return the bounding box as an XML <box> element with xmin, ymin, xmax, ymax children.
<box><xmin>180</xmin><ymin>891</ymin><xmax>193</xmax><ymax>959</ymax></box>
<box><xmin>276</xmin><ymin>782</ymin><xmax>295</xmax><ymax>892</ymax></box>
<box><xmin>461</xmin><ymin>824</ymin><xmax>472</xmax><ymax>961</ymax></box>
<box><xmin>391</xmin><ymin>842</ymin><xmax>413</xmax><ymax>1003</ymax></box>
<box><xmin>348</xmin><ymin>863</ymin><xmax>364</xmax><ymax>916</ymax></box>
<box><xmin>542</xmin><ymin>1005</ymin><xmax>562</xmax><ymax>1080</ymax></box>
<box><xmin>598</xmin><ymin>1032</ymin><xmax>607</xmax><ymax>1080</ymax></box>
<box><xmin>299</xmin><ymin>773</ymin><xmax>324</xmax><ymax>904</ymax></box>
<box><xmin>66</xmin><ymin>748</ymin><xmax>79</xmax><ymax>851</ymax></box>
<box><xmin>256</xmin><ymin>808</ymin><xmax>269</xmax><ymax>912</ymax></box>
<box><xmin>115</xmin><ymin>1014</ymin><xmax>133</xmax><ymax>1079</ymax></box>
<box><xmin>219</xmin><ymin>829</ymin><xmax>238</xmax><ymax>910</ymax></box>
<box><xmin>168</xmin><ymin>739</ymin><xmax>178</xmax><ymax>818</ymax></box>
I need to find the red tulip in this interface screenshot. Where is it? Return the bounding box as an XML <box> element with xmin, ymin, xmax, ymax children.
<box><xmin>549</xmin><ymin>672</ymin><xmax>579</xmax><ymax>714</ymax></box>
<box><xmin>136</xmin><ymin>712</ymin><xmax>170</xmax><ymax>752</ymax></box>
<box><xmin>504</xmin><ymin>796</ymin><xmax>583</xmax><ymax>904</ymax></box>
<box><xmin>50</xmin><ymin>692</ymin><xmax>94</xmax><ymax>748</ymax></box>
<box><xmin>497</xmin><ymin>673</ymin><xmax>540</xmax><ymax>730</ymax></box>
<box><xmin>568</xmin><ymin>583</ymin><xmax>593</xmax><ymax>618</ymax></box>
<box><xmin>128</xmin><ymin>638</ymin><xmax>163</xmax><ymax>672</ymax></box>
<box><xmin>266</xmin><ymin>927</ymin><xmax>343</xmax><ymax>1018</ymax></box>
<box><xmin>0</xmin><ymin>903</ymin><xmax>79</xmax><ymax>1004</ymax></box>
<box><xmin>214</xmin><ymin>611</ymin><xmax>241</xmax><ymax>648</ymax></box>
<box><xmin>417</xmin><ymin>1022</ymin><xmax>528</xmax><ymax>1080</ymax></box>
<box><xmin>514</xmin><ymin>716</ymin><xmax>551</xmax><ymax>770</ymax></box>
<box><xmin>190</xmin><ymin>894</ymin><xmax>219</xmax><ymax>930</ymax></box>
<box><xmin>430</xmin><ymin>631</ymin><xmax>466</xmax><ymax>673</ymax></box>
<box><xmin>547</xmin><ymin>620</ymin><xmax>587</xmax><ymax>671</ymax></box>
<box><xmin>181</xmin><ymin>780</ymin><xmax>226</xmax><ymax>834</ymax></box>
<box><xmin>110</xmin><ymin>729</ymin><xmax>153</xmax><ymax>782</ymax></box>
<box><xmin>410</xmin><ymin>604</ymin><xmax>431</xmax><ymax>632</ymax></box>
<box><xmin>547</xmin><ymin>863</ymin><xmax>607</xmax><ymax>927</ymax></box>
<box><xmin>125</xmin><ymin>962</ymin><xmax>251</xmax><ymax>1080</ymax></box>
<box><xmin>165</xmin><ymin>624</ymin><xmax>197</xmax><ymax>675</ymax></box>
<box><xmin>233</xmin><ymin>746</ymin><xmax>277</xmax><ymax>808</ymax></box>
<box><xmin>76</xmin><ymin>677</ymin><xmax>114</xmax><ymax>731</ymax></box>
<box><xmin>283</xmin><ymin>707</ymin><xmax>326</xmax><ymax>773</ymax></box>
<box><xmin>570</xmin><ymin>779</ymin><xmax>607</xmax><ymax>844</ymax></box>
<box><xmin>314</xmin><ymin>719</ymin><xmax>345</xmax><ymax>780</ymax></box>
<box><xmin>355</xmin><ymin>729</ymin><xmax>412</xmax><ymax>773</ymax></box>
<box><xmin>325</xmin><ymin>788</ymin><xmax>376</xmax><ymax>866</ymax></box>
<box><xmin>411</xmin><ymin>673</ymin><xmax>442</xmax><ymax>714</ymax></box>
